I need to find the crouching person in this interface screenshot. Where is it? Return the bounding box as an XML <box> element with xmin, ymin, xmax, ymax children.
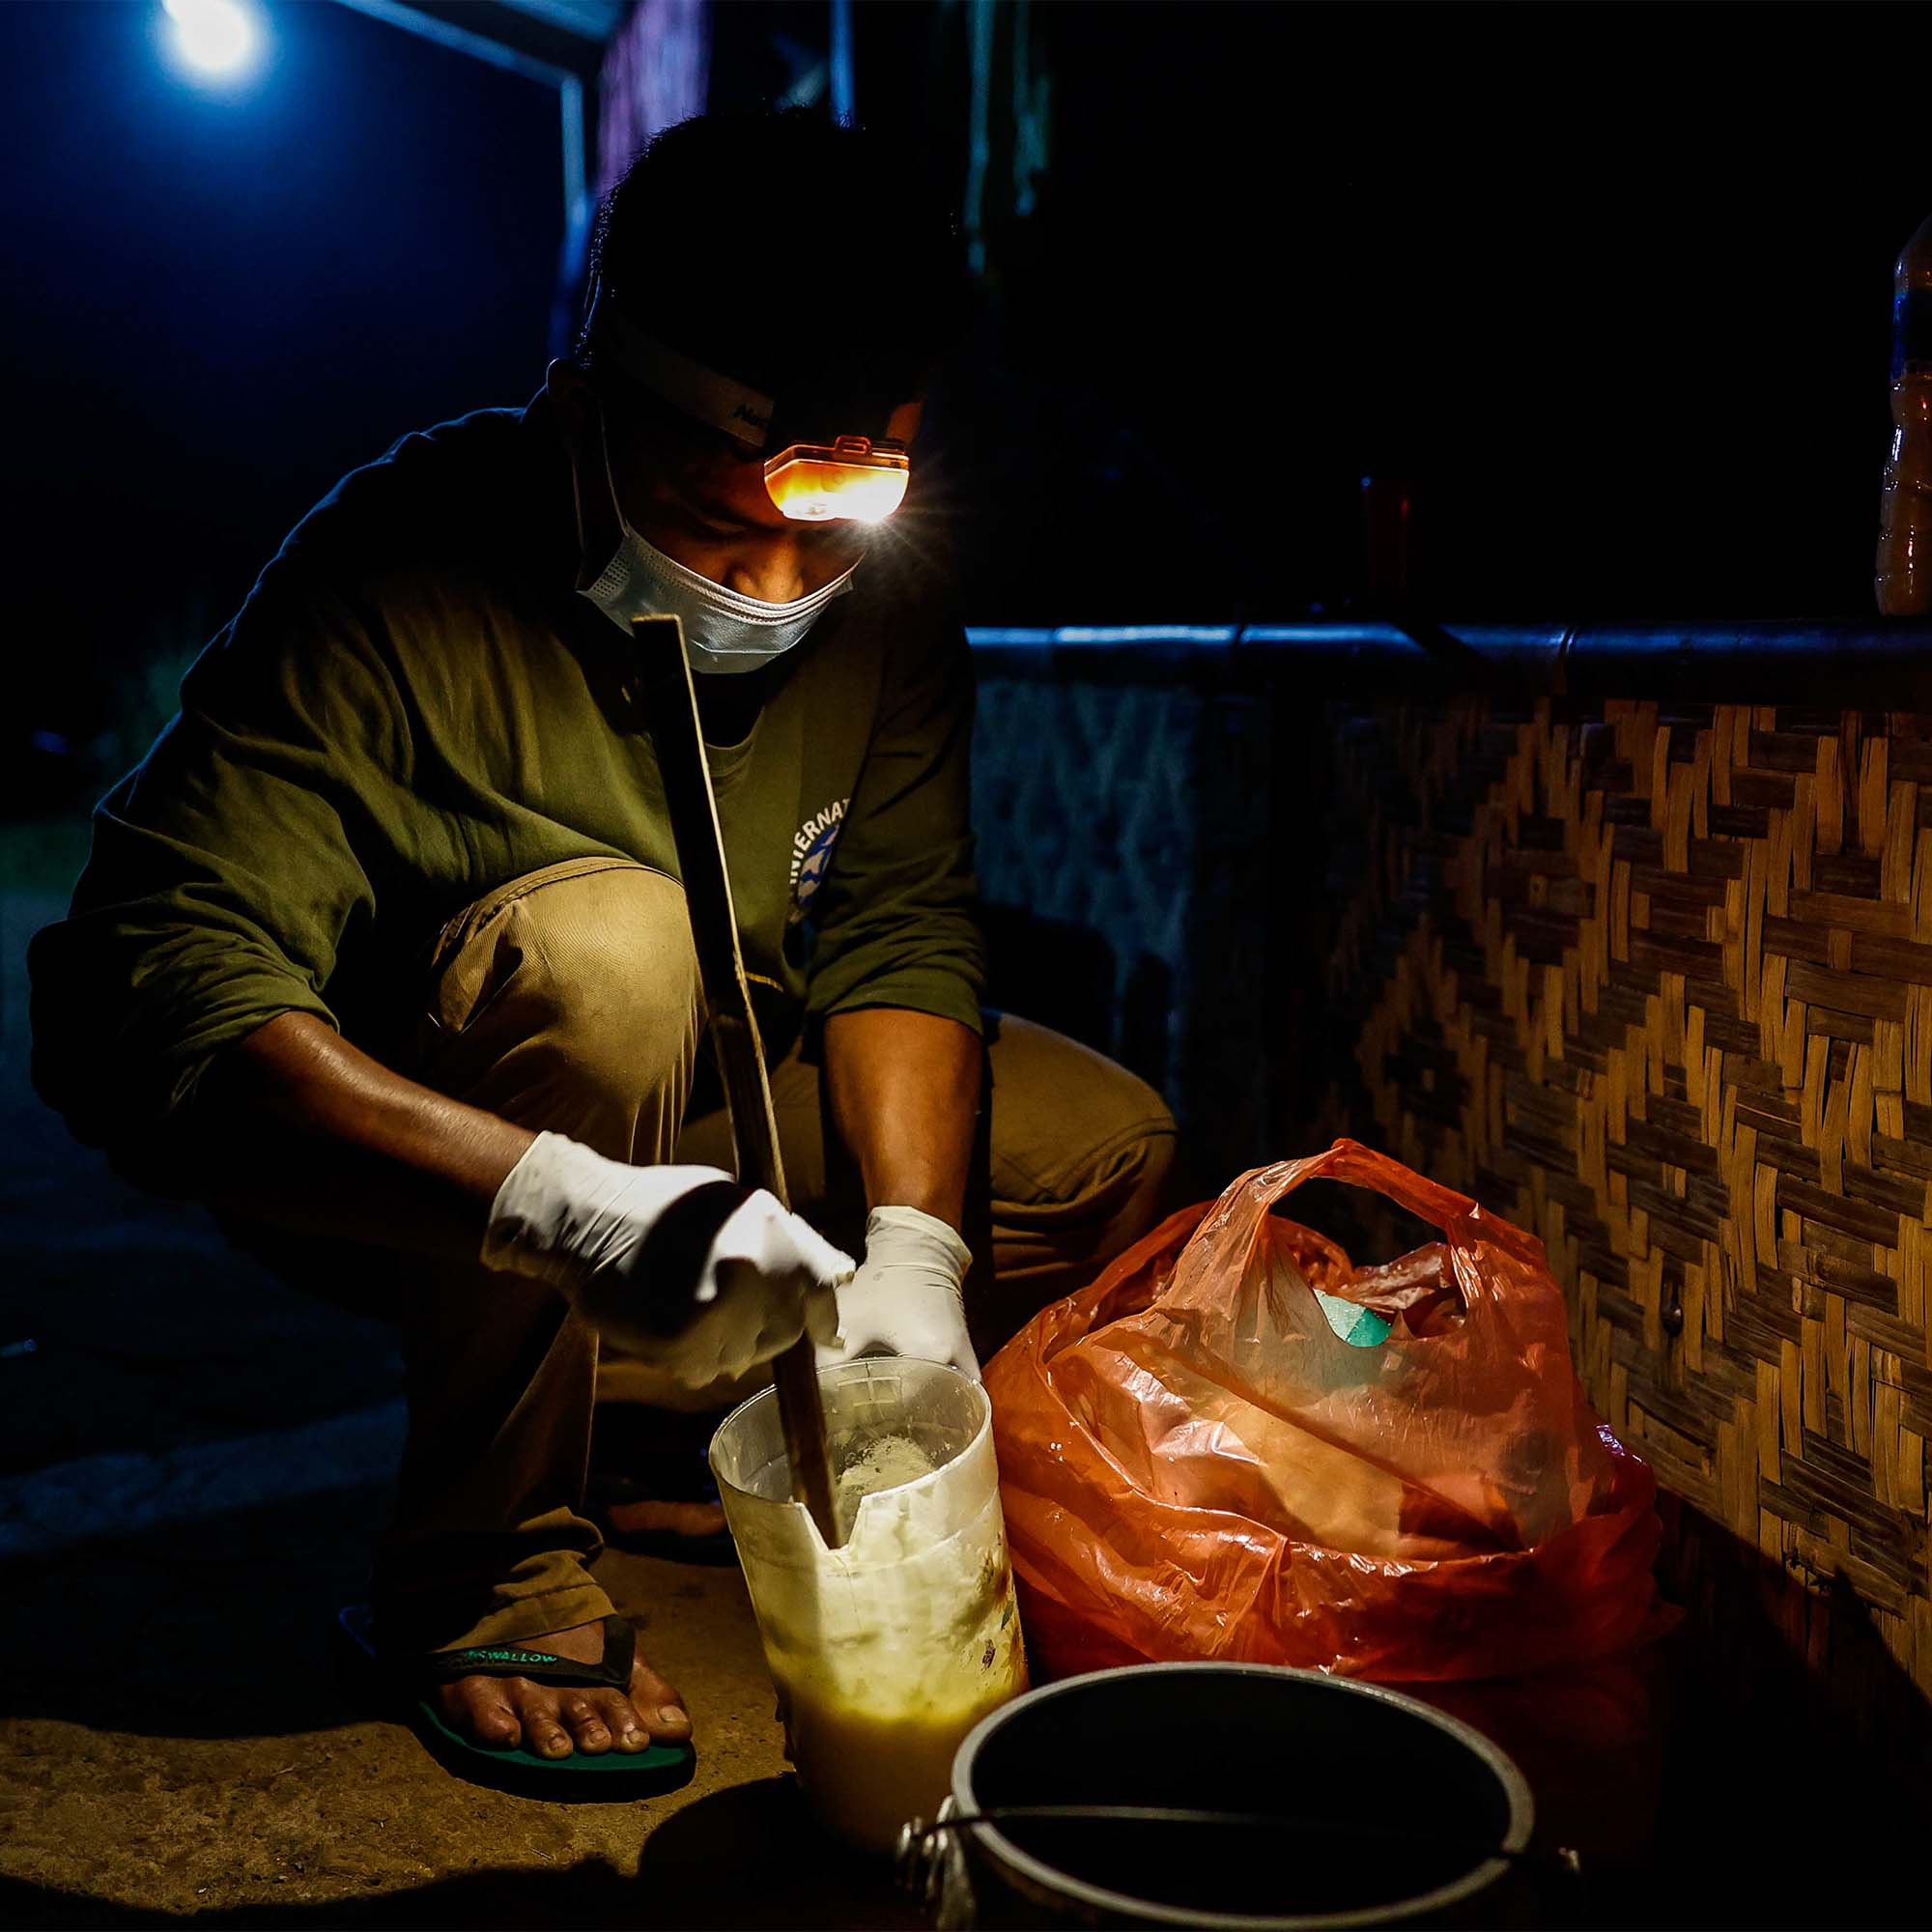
<box><xmin>29</xmin><ymin>109</ymin><xmax>1176</xmax><ymax>1786</ymax></box>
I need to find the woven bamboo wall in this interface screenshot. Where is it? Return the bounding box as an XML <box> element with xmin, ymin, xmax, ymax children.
<box><xmin>1323</xmin><ymin>696</ymin><xmax>1932</xmax><ymax>1723</ymax></box>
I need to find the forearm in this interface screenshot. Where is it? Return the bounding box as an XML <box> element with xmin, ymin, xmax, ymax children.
<box><xmin>820</xmin><ymin>1008</ymin><xmax>980</xmax><ymax>1230</ymax></box>
<box><xmin>190</xmin><ymin>1010</ymin><xmax>535</xmax><ymax>1260</ymax></box>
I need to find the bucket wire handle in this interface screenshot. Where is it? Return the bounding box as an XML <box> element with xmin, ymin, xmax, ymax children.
<box><xmin>895</xmin><ymin>1805</ymin><xmax>1580</xmax><ymax>1894</ymax></box>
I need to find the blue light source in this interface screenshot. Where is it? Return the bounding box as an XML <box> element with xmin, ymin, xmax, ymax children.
<box><xmin>161</xmin><ymin>0</ymin><xmax>262</xmax><ymax>80</ymax></box>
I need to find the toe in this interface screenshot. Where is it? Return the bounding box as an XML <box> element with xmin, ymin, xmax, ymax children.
<box><xmin>596</xmin><ymin>1688</ymin><xmax>651</xmax><ymax>1752</ymax></box>
<box><xmin>520</xmin><ymin>1691</ymin><xmax>574</xmax><ymax>1759</ymax></box>
<box><xmin>440</xmin><ymin>1682</ymin><xmax>523</xmax><ymax>1750</ymax></box>
<box><xmin>560</xmin><ymin>1694</ymin><xmax>612</xmax><ymax>1754</ymax></box>
<box><xmin>627</xmin><ymin>1660</ymin><xmax>694</xmax><ymax>1743</ymax></box>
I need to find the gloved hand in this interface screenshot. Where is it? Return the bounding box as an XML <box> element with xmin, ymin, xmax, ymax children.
<box><xmin>481</xmin><ymin>1131</ymin><xmax>856</xmax><ymax>1387</ymax></box>
<box><xmin>817</xmin><ymin>1204</ymin><xmax>980</xmax><ymax>1381</ymax></box>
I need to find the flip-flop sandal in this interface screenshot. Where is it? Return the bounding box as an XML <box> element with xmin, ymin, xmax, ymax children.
<box><xmin>588</xmin><ymin>1448</ymin><xmax>739</xmax><ymax>1567</ymax></box>
<box><xmin>333</xmin><ymin>1603</ymin><xmax>696</xmax><ymax>1802</ymax></box>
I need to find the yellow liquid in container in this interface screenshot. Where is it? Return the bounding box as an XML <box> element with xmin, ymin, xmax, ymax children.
<box><xmin>711</xmin><ymin>1360</ymin><xmax>1031</xmax><ymax>1854</ymax></box>
<box><xmin>776</xmin><ymin>1615</ymin><xmax>1028</xmax><ymax>1850</ymax></box>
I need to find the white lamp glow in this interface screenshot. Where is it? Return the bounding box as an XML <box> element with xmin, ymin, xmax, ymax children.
<box><xmin>162</xmin><ymin>0</ymin><xmax>260</xmax><ymax>78</ymax></box>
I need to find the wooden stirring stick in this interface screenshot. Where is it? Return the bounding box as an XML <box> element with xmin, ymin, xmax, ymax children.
<box><xmin>631</xmin><ymin>613</ymin><xmax>843</xmax><ymax>1548</ymax></box>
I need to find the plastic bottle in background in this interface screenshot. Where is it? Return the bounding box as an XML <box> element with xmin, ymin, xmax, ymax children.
<box><xmin>1877</xmin><ymin>212</ymin><xmax>1932</xmax><ymax>616</ymax></box>
<box><xmin>1361</xmin><ymin>473</ymin><xmax>1416</xmax><ymax>609</ymax></box>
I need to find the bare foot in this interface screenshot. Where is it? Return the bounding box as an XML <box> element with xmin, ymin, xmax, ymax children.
<box><xmin>604</xmin><ymin>1497</ymin><xmax>727</xmax><ymax>1541</ymax></box>
<box><xmin>434</xmin><ymin>1622</ymin><xmax>693</xmax><ymax>1759</ymax></box>
<box><xmin>590</xmin><ymin>1401</ymin><xmax>732</xmax><ymax>1547</ymax></box>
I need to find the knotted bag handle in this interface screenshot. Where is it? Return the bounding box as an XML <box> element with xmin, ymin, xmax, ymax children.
<box><xmin>1163</xmin><ymin>1138</ymin><xmax>1552</xmax><ymax>1330</ymax></box>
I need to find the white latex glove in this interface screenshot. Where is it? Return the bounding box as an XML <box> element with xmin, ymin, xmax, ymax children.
<box><xmin>481</xmin><ymin>1131</ymin><xmax>855</xmax><ymax>1387</ymax></box>
<box><xmin>817</xmin><ymin>1204</ymin><xmax>980</xmax><ymax>1382</ymax></box>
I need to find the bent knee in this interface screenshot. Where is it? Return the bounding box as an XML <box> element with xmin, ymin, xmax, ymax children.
<box><xmin>987</xmin><ymin>1015</ymin><xmax>1179</xmax><ymax>1219</ymax></box>
<box><xmin>426</xmin><ymin>860</ymin><xmax>700</xmax><ymax>1119</ymax></box>
<box><xmin>515</xmin><ymin>866</ymin><xmax>699</xmax><ymax>1059</ymax></box>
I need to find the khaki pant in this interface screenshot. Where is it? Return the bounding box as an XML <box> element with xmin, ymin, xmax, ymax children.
<box><xmin>265</xmin><ymin>858</ymin><xmax>1177</xmax><ymax>1652</ymax></box>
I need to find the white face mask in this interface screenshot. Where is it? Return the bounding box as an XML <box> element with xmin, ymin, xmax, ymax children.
<box><xmin>578</xmin><ymin>425</ymin><xmax>856</xmax><ymax>676</ymax></box>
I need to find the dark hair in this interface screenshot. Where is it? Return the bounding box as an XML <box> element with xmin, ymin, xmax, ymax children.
<box><xmin>580</xmin><ymin>110</ymin><xmax>966</xmax><ymax>433</ymax></box>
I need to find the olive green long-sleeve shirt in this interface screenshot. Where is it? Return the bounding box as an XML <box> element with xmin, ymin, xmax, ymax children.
<box><xmin>30</xmin><ymin>396</ymin><xmax>984</xmax><ymax>1161</ymax></box>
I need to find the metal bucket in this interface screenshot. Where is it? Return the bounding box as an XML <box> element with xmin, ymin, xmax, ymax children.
<box><xmin>898</xmin><ymin>1662</ymin><xmax>1536</xmax><ymax>1928</ymax></box>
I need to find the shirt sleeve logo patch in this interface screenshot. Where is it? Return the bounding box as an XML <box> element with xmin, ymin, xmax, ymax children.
<box><xmin>788</xmin><ymin>798</ymin><xmax>849</xmax><ymax>922</ymax></box>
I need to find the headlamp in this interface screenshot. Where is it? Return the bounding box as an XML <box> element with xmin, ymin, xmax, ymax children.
<box><xmin>763</xmin><ymin>437</ymin><xmax>909</xmax><ymax>524</ymax></box>
<box><xmin>586</xmin><ymin>288</ymin><xmax>915</xmax><ymax>526</ymax></box>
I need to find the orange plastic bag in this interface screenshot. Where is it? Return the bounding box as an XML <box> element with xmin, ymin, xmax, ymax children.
<box><xmin>985</xmin><ymin>1140</ymin><xmax>1665</xmax><ymax>1683</ymax></box>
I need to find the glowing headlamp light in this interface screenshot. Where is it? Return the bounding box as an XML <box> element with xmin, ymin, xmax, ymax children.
<box><xmin>763</xmin><ymin>437</ymin><xmax>910</xmax><ymax>524</ymax></box>
<box><xmin>587</xmin><ymin>290</ymin><xmax>916</xmax><ymax>526</ymax></box>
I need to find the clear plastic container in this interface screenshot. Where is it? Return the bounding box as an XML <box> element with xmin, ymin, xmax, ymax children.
<box><xmin>708</xmin><ymin>1358</ymin><xmax>1028</xmax><ymax>1852</ymax></box>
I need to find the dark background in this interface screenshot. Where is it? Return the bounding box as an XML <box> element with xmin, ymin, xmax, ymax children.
<box><xmin>5</xmin><ymin>0</ymin><xmax>1923</xmax><ymax>820</ymax></box>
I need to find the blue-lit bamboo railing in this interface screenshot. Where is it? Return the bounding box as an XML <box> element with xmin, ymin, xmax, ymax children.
<box><xmin>968</xmin><ymin>620</ymin><xmax>1932</xmax><ymax>696</ymax></box>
